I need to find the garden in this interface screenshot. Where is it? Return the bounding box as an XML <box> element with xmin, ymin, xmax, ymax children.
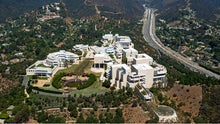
<box><xmin>28</xmin><ymin>59</ymin><xmax>109</xmax><ymax>96</ymax></box>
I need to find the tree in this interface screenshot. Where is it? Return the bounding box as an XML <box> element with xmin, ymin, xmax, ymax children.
<box><xmin>146</xmin><ymin>116</ymin><xmax>159</xmax><ymax>123</ymax></box>
<box><xmin>99</xmin><ymin>113</ymin><xmax>106</xmax><ymax>123</ymax></box>
<box><xmin>132</xmin><ymin>100</ymin><xmax>137</xmax><ymax>107</ymax></box>
<box><xmin>76</xmin><ymin>113</ymin><xmax>85</xmax><ymax>123</ymax></box>
<box><xmin>37</xmin><ymin>111</ymin><xmax>48</xmax><ymax>123</ymax></box>
<box><xmin>70</xmin><ymin>109</ymin><xmax>78</xmax><ymax>118</ymax></box>
<box><xmin>193</xmin><ymin>117</ymin><xmax>207</xmax><ymax>123</ymax></box>
<box><xmin>105</xmin><ymin>112</ymin><xmax>113</xmax><ymax>123</ymax></box>
<box><xmin>93</xmin><ymin>105</ymin><xmax>98</xmax><ymax>111</ymax></box>
<box><xmin>158</xmin><ymin>93</ymin><xmax>163</xmax><ymax>102</ymax></box>
<box><xmin>68</xmin><ymin>102</ymin><xmax>76</xmax><ymax>111</ymax></box>
<box><xmin>126</xmin><ymin>88</ymin><xmax>133</xmax><ymax>97</ymax></box>
<box><xmin>13</xmin><ymin>104</ymin><xmax>30</xmax><ymax>123</ymax></box>
<box><xmin>122</xmin><ymin>57</ymin><xmax>127</xmax><ymax>64</ymax></box>
<box><xmin>113</xmin><ymin>108</ymin><xmax>124</xmax><ymax>123</ymax></box>
<box><xmin>85</xmin><ymin>115</ymin><xmax>99</xmax><ymax>123</ymax></box>
<box><xmin>102</xmin><ymin>80</ymin><xmax>111</xmax><ymax>88</ymax></box>
<box><xmin>112</xmin><ymin>99</ymin><xmax>120</xmax><ymax>107</ymax></box>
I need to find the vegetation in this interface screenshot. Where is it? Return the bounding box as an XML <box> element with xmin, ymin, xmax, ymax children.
<box><xmin>77</xmin><ymin>74</ymin><xmax>96</xmax><ymax>90</ymax></box>
<box><xmin>159</xmin><ymin>54</ymin><xmax>220</xmax><ymax>86</ymax></box>
<box><xmin>146</xmin><ymin>116</ymin><xmax>159</xmax><ymax>123</ymax></box>
<box><xmin>31</xmin><ymin>86</ymin><xmax>63</xmax><ymax>94</ymax></box>
<box><xmin>102</xmin><ymin>80</ymin><xmax>111</xmax><ymax>88</ymax></box>
<box><xmin>37</xmin><ymin>111</ymin><xmax>66</xmax><ymax>123</ymax></box>
<box><xmin>122</xmin><ymin>57</ymin><xmax>127</xmax><ymax>64</ymax></box>
<box><xmin>51</xmin><ymin>72</ymin><xmax>66</xmax><ymax>89</ymax></box>
<box><xmin>0</xmin><ymin>85</ymin><xmax>25</xmax><ymax>111</ymax></box>
<box><xmin>198</xmin><ymin>85</ymin><xmax>220</xmax><ymax>123</ymax></box>
<box><xmin>73</xmin><ymin>50</ymin><xmax>82</xmax><ymax>55</ymax></box>
<box><xmin>13</xmin><ymin>104</ymin><xmax>30</xmax><ymax>123</ymax></box>
<box><xmin>0</xmin><ymin>112</ymin><xmax>9</xmax><ymax>119</ymax></box>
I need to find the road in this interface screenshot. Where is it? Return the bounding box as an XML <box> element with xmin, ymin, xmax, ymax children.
<box><xmin>142</xmin><ymin>8</ymin><xmax>220</xmax><ymax>79</ymax></box>
<box><xmin>22</xmin><ymin>75</ymin><xmax>29</xmax><ymax>89</ymax></box>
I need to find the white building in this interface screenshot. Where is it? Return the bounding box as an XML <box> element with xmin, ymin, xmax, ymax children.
<box><xmin>131</xmin><ymin>64</ymin><xmax>154</xmax><ymax>88</ymax></box>
<box><xmin>107</xmin><ymin>52</ymin><xmax>167</xmax><ymax>89</ymax></box>
<box><xmin>94</xmin><ymin>53</ymin><xmax>113</xmax><ymax>68</ymax></box>
<box><xmin>133</xmin><ymin>54</ymin><xmax>153</xmax><ymax>65</ymax></box>
<box><xmin>135</xmin><ymin>84</ymin><xmax>153</xmax><ymax>102</ymax></box>
<box><xmin>105</xmin><ymin>45</ymin><xmax>115</xmax><ymax>54</ymax></box>
<box><xmin>26</xmin><ymin>50</ymin><xmax>79</xmax><ymax>76</ymax></box>
<box><xmin>122</xmin><ymin>48</ymin><xmax>138</xmax><ymax>58</ymax></box>
<box><xmin>26</xmin><ymin>60</ymin><xmax>53</xmax><ymax>76</ymax></box>
<box><xmin>115</xmin><ymin>35</ymin><xmax>132</xmax><ymax>48</ymax></box>
<box><xmin>102</xmin><ymin>34</ymin><xmax>114</xmax><ymax>41</ymax></box>
<box><xmin>153</xmin><ymin>63</ymin><xmax>167</xmax><ymax>86</ymax></box>
<box><xmin>98</xmin><ymin>34</ymin><xmax>167</xmax><ymax>89</ymax></box>
<box><xmin>72</xmin><ymin>44</ymin><xmax>89</xmax><ymax>51</ymax></box>
<box><xmin>110</xmin><ymin>64</ymin><xmax>131</xmax><ymax>89</ymax></box>
<box><xmin>45</xmin><ymin>50</ymin><xmax>79</xmax><ymax>67</ymax></box>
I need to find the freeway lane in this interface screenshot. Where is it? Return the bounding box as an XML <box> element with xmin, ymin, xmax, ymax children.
<box><xmin>142</xmin><ymin>8</ymin><xmax>220</xmax><ymax>79</ymax></box>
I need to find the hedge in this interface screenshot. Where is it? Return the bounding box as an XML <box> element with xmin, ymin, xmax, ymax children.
<box><xmin>77</xmin><ymin>74</ymin><xmax>96</xmax><ymax>90</ymax></box>
<box><xmin>52</xmin><ymin>72</ymin><xmax>66</xmax><ymax>89</ymax></box>
<box><xmin>31</xmin><ymin>86</ymin><xmax>63</xmax><ymax>94</ymax></box>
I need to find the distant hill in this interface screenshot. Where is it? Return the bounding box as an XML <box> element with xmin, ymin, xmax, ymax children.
<box><xmin>149</xmin><ymin>0</ymin><xmax>186</xmax><ymax>22</ymax></box>
<box><xmin>0</xmin><ymin>0</ymin><xmax>59</xmax><ymax>22</ymax></box>
<box><xmin>0</xmin><ymin>0</ymin><xmax>145</xmax><ymax>22</ymax></box>
<box><xmin>149</xmin><ymin>0</ymin><xmax>220</xmax><ymax>21</ymax></box>
<box><xmin>190</xmin><ymin>0</ymin><xmax>220</xmax><ymax>20</ymax></box>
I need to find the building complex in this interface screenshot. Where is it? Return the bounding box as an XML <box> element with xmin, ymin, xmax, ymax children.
<box><xmin>92</xmin><ymin>34</ymin><xmax>167</xmax><ymax>90</ymax></box>
<box><xmin>26</xmin><ymin>34</ymin><xmax>167</xmax><ymax>92</ymax></box>
<box><xmin>26</xmin><ymin>50</ymin><xmax>79</xmax><ymax>77</ymax></box>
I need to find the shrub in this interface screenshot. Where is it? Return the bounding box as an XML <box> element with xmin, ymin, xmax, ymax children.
<box><xmin>77</xmin><ymin>74</ymin><xmax>96</xmax><ymax>90</ymax></box>
<box><xmin>52</xmin><ymin>72</ymin><xmax>66</xmax><ymax>89</ymax></box>
<box><xmin>132</xmin><ymin>100</ymin><xmax>137</xmax><ymax>107</ymax></box>
<box><xmin>31</xmin><ymin>87</ymin><xmax>62</xmax><ymax>94</ymax></box>
<box><xmin>102</xmin><ymin>80</ymin><xmax>111</xmax><ymax>88</ymax></box>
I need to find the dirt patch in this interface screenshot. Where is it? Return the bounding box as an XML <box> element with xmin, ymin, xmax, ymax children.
<box><xmin>33</xmin><ymin>77</ymin><xmax>51</xmax><ymax>87</ymax></box>
<box><xmin>64</xmin><ymin>17</ymin><xmax>73</xmax><ymax>24</ymax></box>
<box><xmin>0</xmin><ymin>74</ymin><xmax>19</xmax><ymax>93</ymax></box>
<box><xmin>62</xmin><ymin>76</ymin><xmax>88</xmax><ymax>81</ymax></box>
<box><xmin>164</xmin><ymin>83</ymin><xmax>202</xmax><ymax>117</ymax></box>
<box><xmin>55</xmin><ymin>41</ymin><xmax>65</xmax><ymax>47</ymax></box>
<box><xmin>168</xmin><ymin>20</ymin><xmax>181</xmax><ymax>27</ymax></box>
<box><xmin>27</xmin><ymin>117</ymin><xmax>38</xmax><ymax>123</ymax></box>
<box><xmin>123</xmin><ymin>104</ymin><xmax>151</xmax><ymax>123</ymax></box>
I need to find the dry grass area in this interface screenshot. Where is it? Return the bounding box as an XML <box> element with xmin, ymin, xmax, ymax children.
<box><xmin>0</xmin><ymin>74</ymin><xmax>19</xmax><ymax>93</ymax></box>
<box><xmin>55</xmin><ymin>41</ymin><xmax>65</xmax><ymax>47</ymax></box>
<box><xmin>168</xmin><ymin>20</ymin><xmax>181</xmax><ymax>27</ymax></box>
<box><xmin>123</xmin><ymin>104</ymin><xmax>151</xmax><ymax>123</ymax></box>
<box><xmin>64</xmin><ymin>17</ymin><xmax>73</xmax><ymax>24</ymax></box>
<box><xmin>27</xmin><ymin>117</ymin><xmax>38</xmax><ymax>123</ymax></box>
<box><xmin>62</xmin><ymin>76</ymin><xmax>88</xmax><ymax>81</ymax></box>
<box><xmin>79</xmin><ymin>105</ymin><xmax>152</xmax><ymax>123</ymax></box>
<box><xmin>80</xmin><ymin>108</ymin><xmax>116</xmax><ymax>119</ymax></box>
<box><xmin>33</xmin><ymin>77</ymin><xmax>51</xmax><ymax>87</ymax></box>
<box><xmin>164</xmin><ymin>83</ymin><xmax>202</xmax><ymax>117</ymax></box>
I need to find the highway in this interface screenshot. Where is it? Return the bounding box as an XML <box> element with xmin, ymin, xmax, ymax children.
<box><xmin>142</xmin><ymin>8</ymin><xmax>220</xmax><ymax>79</ymax></box>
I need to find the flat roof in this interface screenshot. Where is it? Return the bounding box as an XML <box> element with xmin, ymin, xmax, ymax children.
<box><xmin>132</xmin><ymin>64</ymin><xmax>153</xmax><ymax>70</ymax></box>
<box><xmin>123</xmin><ymin>47</ymin><xmax>138</xmax><ymax>52</ymax></box>
<box><xmin>94</xmin><ymin>53</ymin><xmax>105</xmax><ymax>58</ymax></box>
<box><xmin>111</xmin><ymin>64</ymin><xmax>130</xmax><ymax>70</ymax></box>
<box><xmin>136</xmin><ymin>53</ymin><xmax>153</xmax><ymax>60</ymax></box>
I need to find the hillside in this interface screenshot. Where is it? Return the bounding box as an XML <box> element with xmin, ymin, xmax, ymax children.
<box><xmin>0</xmin><ymin>0</ymin><xmax>59</xmax><ymax>22</ymax></box>
<box><xmin>149</xmin><ymin>0</ymin><xmax>220</xmax><ymax>21</ymax></box>
<box><xmin>0</xmin><ymin>0</ymin><xmax>145</xmax><ymax>22</ymax></box>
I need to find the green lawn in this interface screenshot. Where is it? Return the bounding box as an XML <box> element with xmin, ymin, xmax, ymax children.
<box><xmin>55</xmin><ymin>59</ymin><xmax>94</xmax><ymax>75</ymax></box>
<box><xmin>70</xmin><ymin>78</ymin><xmax>110</xmax><ymax>96</ymax></box>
